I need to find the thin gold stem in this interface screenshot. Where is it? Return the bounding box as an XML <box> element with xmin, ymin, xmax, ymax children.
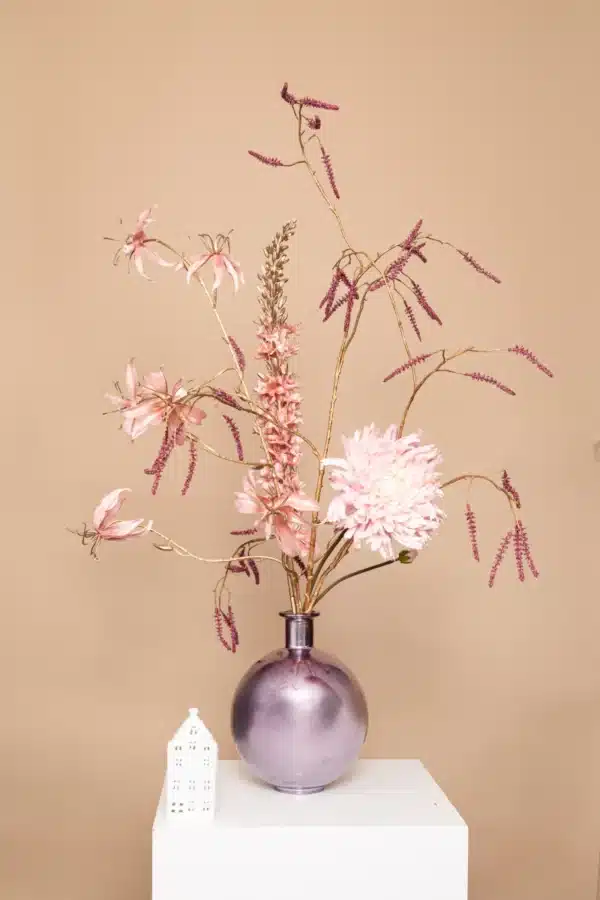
<box><xmin>398</xmin><ymin>348</ymin><xmax>472</xmax><ymax>435</ymax></box>
<box><xmin>441</xmin><ymin>474</ymin><xmax>516</xmax><ymax>515</ymax></box>
<box><xmin>306</xmin><ymin>529</ymin><xmax>347</xmax><ymax>598</ymax></box>
<box><xmin>311</xmin><ymin>556</ymin><xmax>398</xmax><ymax>607</ymax></box>
<box><xmin>188</xmin><ymin>434</ymin><xmax>264</xmax><ymax>468</ymax></box>
<box><xmin>150</xmin><ymin>529</ymin><xmax>285</xmax><ymax>566</ymax></box>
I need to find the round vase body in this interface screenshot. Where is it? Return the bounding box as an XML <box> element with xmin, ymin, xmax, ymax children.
<box><xmin>231</xmin><ymin>613</ymin><xmax>368</xmax><ymax>793</ymax></box>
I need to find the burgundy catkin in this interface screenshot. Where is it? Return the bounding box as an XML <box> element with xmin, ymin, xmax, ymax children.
<box><xmin>385</xmin><ymin>252</ymin><xmax>411</xmax><ymax>281</ymax></box>
<box><xmin>280</xmin><ymin>82</ymin><xmax>298</xmax><ymax>105</ymax></box>
<box><xmin>299</xmin><ymin>95</ymin><xmax>340</xmax><ymax>111</ymax></box>
<box><xmin>513</xmin><ymin>523</ymin><xmax>525</xmax><ymax>582</ymax></box>
<box><xmin>383</xmin><ymin>353</ymin><xmax>432</xmax><ymax>382</ymax></box>
<box><xmin>323</xmin><ymin>283</ymin><xmax>357</xmax><ymax>322</ymax></box>
<box><xmin>465</xmin><ymin>503</ymin><xmax>480</xmax><ymax>562</ymax></box>
<box><xmin>224</xmin><ymin>604</ymin><xmax>240</xmax><ymax>650</ymax></box>
<box><xmin>488</xmin><ymin>529</ymin><xmax>514</xmax><ymax>587</ymax></box>
<box><xmin>212</xmin><ymin>387</ymin><xmax>241</xmax><ymax>410</ymax></box>
<box><xmin>181</xmin><ymin>439</ymin><xmax>198</xmax><ymax>496</ymax></box>
<box><xmin>409</xmin><ymin>281</ymin><xmax>442</xmax><ymax>325</ymax></box>
<box><xmin>145</xmin><ymin>426</ymin><xmax>177</xmax><ymax>495</ymax></box>
<box><xmin>502</xmin><ymin>470</ymin><xmax>521</xmax><ymax>508</ymax></box>
<box><xmin>214</xmin><ymin>607</ymin><xmax>237</xmax><ymax>653</ymax></box>
<box><xmin>463</xmin><ymin>372</ymin><xmax>516</xmax><ymax>396</ymax></box>
<box><xmin>320</xmin><ymin>146</ymin><xmax>340</xmax><ymax>199</ymax></box>
<box><xmin>248</xmin><ymin>150</ymin><xmax>284</xmax><ymax>167</ymax></box>
<box><xmin>403</xmin><ymin>300</ymin><xmax>422</xmax><ymax>341</ymax></box>
<box><xmin>306</xmin><ymin>115</ymin><xmax>322</xmax><ymax>130</ymax></box>
<box><xmin>508</xmin><ymin>345</ymin><xmax>553</xmax><ymax>378</ymax></box>
<box><xmin>402</xmin><ymin>219</ymin><xmax>423</xmax><ymax>249</ymax></box>
<box><xmin>246</xmin><ymin>557</ymin><xmax>260</xmax><ymax>585</ymax></box>
<box><xmin>227</xmin><ymin>335</ymin><xmax>246</xmax><ymax>373</ymax></box>
<box><xmin>320</xmin><ymin>268</ymin><xmax>343</xmax><ymax>310</ymax></box>
<box><xmin>456</xmin><ymin>249</ymin><xmax>501</xmax><ymax>284</ymax></box>
<box><xmin>230</xmin><ymin>527</ymin><xmax>258</xmax><ymax>536</ymax></box>
<box><xmin>519</xmin><ymin>522</ymin><xmax>540</xmax><ymax>578</ymax></box>
<box><xmin>223</xmin><ymin>415</ymin><xmax>244</xmax><ymax>460</ymax></box>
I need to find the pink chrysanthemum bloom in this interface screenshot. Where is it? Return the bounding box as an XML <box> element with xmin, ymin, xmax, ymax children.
<box><xmin>322</xmin><ymin>425</ymin><xmax>444</xmax><ymax>559</ymax></box>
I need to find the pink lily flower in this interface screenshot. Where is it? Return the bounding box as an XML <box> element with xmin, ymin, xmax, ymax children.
<box><xmin>235</xmin><ymin>472</ymin><xmax>318</xmax><ymax>557</ymax></box>
<box><xmin>109</xmin><ymin>364</ymin><xmax>206</xmax><ymax>442</ymax></box>
<box><xmin>178</xmin><ymin>233</ymin><xmax>244</xmax><ymax>293</ymax></box>
<box><xmin>75</xmin><ymin>489</ymin><xmax>153</xmax><ymax>558</ymax></box>
<box><xmin>114</xmin><ymin>207</ymin><xmax>174</xmax><ymax>280</ymax></box>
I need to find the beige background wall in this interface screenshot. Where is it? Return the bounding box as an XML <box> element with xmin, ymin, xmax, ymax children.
<box><xmin>3</xmin><ymin>1</ymin><xmax>599</xmax><ymax>898</ymax></box>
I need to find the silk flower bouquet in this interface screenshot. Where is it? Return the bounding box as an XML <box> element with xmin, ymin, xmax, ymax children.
<box><xmin>72</xmin><ymin>84</ymin><xmax>552</xmax><ymax>793</ymax></box>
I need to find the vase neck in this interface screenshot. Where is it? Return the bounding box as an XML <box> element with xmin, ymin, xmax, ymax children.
<box><xmin>281</xmin><ymin>613</ymin><xmax>317</xmax><ymax>650</ymax></box>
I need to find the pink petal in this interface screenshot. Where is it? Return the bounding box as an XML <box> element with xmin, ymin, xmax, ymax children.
<box><xmin>186</xmin><ymin>406</ymin><xmax>206</xmax><ymax>426</ymax></box>
<box><xmin>235</xmin><ymin>492</ymin><xmax>259</xmax><ymax>515</ymax></box>
<box><xmin>143</xmin><ymin>371</ymin><xmax>168</xmax><ymax>394</ymax></box>
<box><xmin>136</xmin><ymin>207</ymin><xmax>155</xmax><ymax>229</ymax></box>
<box><xmin>125</xmin><ymin>360</ymin><xmax>137</xmax><ymax>400</ymax></box>
<box><xmin>212</xmin><ymin>256</ymin><xmax>225</xmax><ymax>292</ymax></box>
<box><xmin>287</xmin><ymin>492</ymin><xmax>319</xmax><ymax>512</ymax></box>
<box><xmin>93</xmin><ymin>488</ymin><xmax>130</xmax><ymax>530</ymax></box>
<box><xmin>121</xmin><ymin>398</ymin><xmax>162</xmax><ymax>419</ymax></box>
<box><xmin>134</xmin><ymin>251</ymin><xmax>152</xmax><ymax>280</ymax></box>
<box><xmin>101</xmin><ymin>518</ymin><xmax>148</xmax><ymax>539</ymax></box>
<box><xmin>223</xmin><ymin>255</ymin><xmax>244</xmax><ymax>293</ymax></box>
<box><xmin>130</xmin><ymin>409</ymin><xmax>164</xmax><ymax>440</ymax></box>
<box><xmin>105</xmin><ymin>392</ymin><xmax>127</xmax><ymax>408</ymax></box>
<box><xmin>186</xmin><ymin>254</ymin><xmax>211</xmax><ymax>285</ymax></box>
<box><xmin>148</xmin><ymin>249</ymin><xmax>175</xmax><ymax>268</ymax></box>
<box><xmin>222</xmin><ymin>256</ymin><xmax>240</xmax><ymax>292</ymax></box>
<box><xmin>274</xmin><ymin>520</ymin><xmax>301</xmax><ymax>556</ymax></box>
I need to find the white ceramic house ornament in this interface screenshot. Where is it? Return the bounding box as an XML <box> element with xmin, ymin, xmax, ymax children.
<box><xmin>166</xmin><ymin>708</ymin><xmax>217</xmax><ymax>820</ymax></box>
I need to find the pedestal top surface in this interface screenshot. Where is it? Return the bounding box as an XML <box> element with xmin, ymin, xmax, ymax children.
<box><xmin>154</xmin><ymin>759</ymin><xmax>466</xmax><ymax>830</ymax></box>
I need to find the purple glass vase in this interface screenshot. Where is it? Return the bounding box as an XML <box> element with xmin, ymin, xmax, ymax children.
<box><xmin>231</xmin><ymin>612</ymin><xmax>368</xmax><ymax>793</ymax></box>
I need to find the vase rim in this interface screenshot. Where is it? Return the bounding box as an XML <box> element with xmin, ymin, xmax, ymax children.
<box><xmin>278</xmin><ymin>610</ymin><xmax>320</xmax><ymax>619</ymax></box>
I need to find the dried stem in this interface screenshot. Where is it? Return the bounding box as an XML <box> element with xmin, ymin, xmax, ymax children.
<box><xmin>150</xmin><ymin>529</ymin><xmax>285</xmax><ymax>567</ymax></box>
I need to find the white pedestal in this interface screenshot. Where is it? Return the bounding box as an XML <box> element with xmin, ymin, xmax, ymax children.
<box><xmin>152</xmin><ymin>759</ymin><xmax>468</xmax><ymax>900</ymax></box>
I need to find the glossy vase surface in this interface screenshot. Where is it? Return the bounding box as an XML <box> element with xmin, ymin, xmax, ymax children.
<box><xmin>231</xmin><ymin>612</ymin><xmax>368</xmax><ymax>794</ymax></box>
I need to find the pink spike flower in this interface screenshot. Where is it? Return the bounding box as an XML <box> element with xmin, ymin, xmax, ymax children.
<box><xmin>113</xmin><ymin>207</ymin><xmax>174</xmax><ymax>280</ymax></box>
<box><xmin>75</xmin><ymin>489</ymin><xmax>152</xmax><ymax>558</ymax></box>
<box><xmin>177</xmin><ymin>233</ymin><xmax>244</xmax><ymax>293</ymax></box>
<box><xmin>108</xmin><ymin>362</ymin><xmax>206</xmax><ymax>443</ymax></box>
<box><xmin>322</xmin><ymin>425</ymin><xmax>444</xmax><ymax>559</ymax></box>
